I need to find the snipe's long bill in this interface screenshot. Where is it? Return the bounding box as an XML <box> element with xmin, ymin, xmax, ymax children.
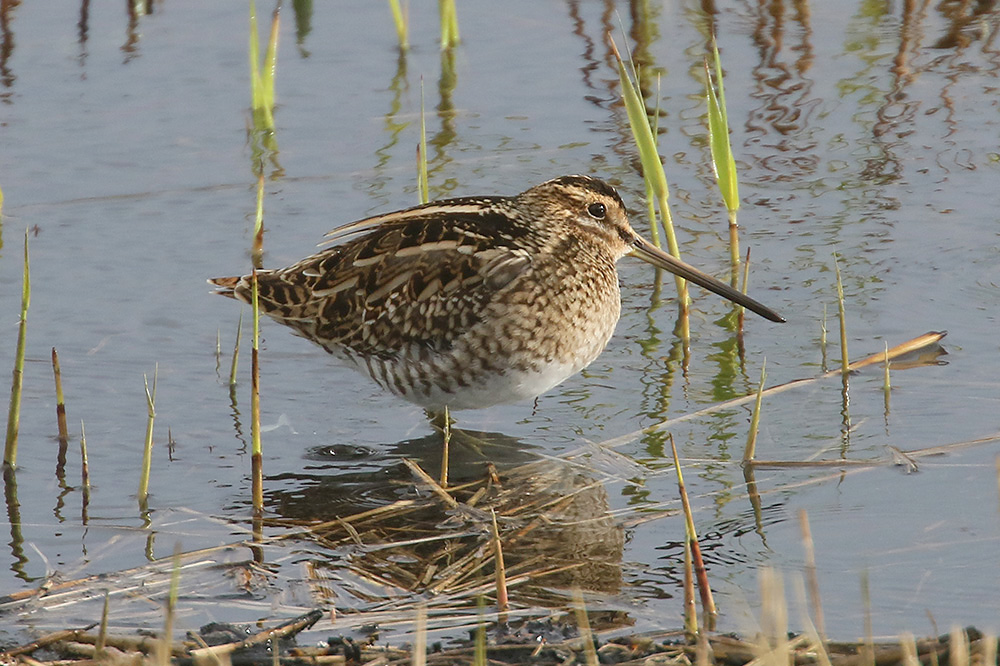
<box><xmin>211</xmin><ymin>175</ymin><xmax>783</xmax><ymax>411</ymax></box>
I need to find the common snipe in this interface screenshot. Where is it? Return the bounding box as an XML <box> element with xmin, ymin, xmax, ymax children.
<box><xmin>211</xmin><ymin>175</ymin><xmax>783</xmax><ymax>410</ymax></box>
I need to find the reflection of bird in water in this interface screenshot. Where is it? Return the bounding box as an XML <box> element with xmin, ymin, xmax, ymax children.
<box><xmin>268</xmin><ymin>430</ymin><xmax>627</xmax><ymax>597</ymax></box>
<box><xmin>211</xmin><ymin>176</ymin><xmax>783</xmax><ymax>411</ymax></box>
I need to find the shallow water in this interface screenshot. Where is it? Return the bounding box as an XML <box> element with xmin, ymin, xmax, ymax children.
<box><xmin>1</xmin><ymin>0</ymin><xmax>1000</xmax><ymax>645</ymax></box>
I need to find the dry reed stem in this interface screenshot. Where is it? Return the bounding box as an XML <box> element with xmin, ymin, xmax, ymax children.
<box><xmin>490</xmin><ymin>509</ymin><xmax>509</xmax><ymax>619</ymax></box>
<box><xmin>798</xmin><ymin>509</ymin><xmax>825</xmax><ymax>641</ymax></box>
<box><xmin>572</xmin><ymin>589</ymin><xmax>599</xmax><ymax>666</ymax></box>
<box><xmin>189</xmin><ymin>610</ymin><xmax>322</xmax><ymax>661</ymax></box>
<box><xmin>403</xmin><ymin>458</ymin><xmax>458</xmax><ymax>509</ymax></box>
<box><xmin>413</xmin><ymin>604</ymin><xmax>427</xmax><ymax>666</ymax></box>
<box><xmin>95</xmin><ymin>591</ymin><xmax>109</xmax><ymax>657</ymax></box>
<box><xmin>601</xmin><ymin>331</ymin><xmax>947</xmax><ymax>449</ymax></box>
<box><xmin>669</xmin><ymin>434</ymin><xmax>716</xmax><ymax>624</ymax></box>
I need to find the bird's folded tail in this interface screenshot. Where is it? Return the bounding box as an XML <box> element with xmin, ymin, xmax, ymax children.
<box><xmin>208</xmin><ymin>276</ymin><xmax>243</xmax><ymax>300</ymax></box>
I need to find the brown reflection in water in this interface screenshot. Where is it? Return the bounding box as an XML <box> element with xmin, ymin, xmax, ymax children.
<box><xmin>122</xmin><ymin>0</ymin><xmax>152</xmax><ymax>63</ymax></box>
<box><xmin>78</xmin><ymin>0</ymin><xmax>89</xmax><ymax>71</ymax></box>
<box><xmin>267</xmin><ymin>431</ymin><xmax>626</xmax><ymax>607</ymax></box>
<box><xmin>0</xmin><ymin>0</ymin><xmax>18</xmax><ymax>102</ymax></box>
<box><xmin>932</xmin><ymin>0</ymin><xmax>999</xmax><ymax>50</ymax></box>
<box><xmin>744</xmin><ymin>0</ymin><xmax>821</xmax><ymax>184</ymax></box>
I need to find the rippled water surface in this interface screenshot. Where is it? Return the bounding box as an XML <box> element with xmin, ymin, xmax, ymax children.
<box><xmin>1</xmin><ymin>0</ymin><xmax>1000</xmax><ymax>645</ymax></box>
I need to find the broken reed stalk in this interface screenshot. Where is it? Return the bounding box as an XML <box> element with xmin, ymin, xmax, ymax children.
<box><xmin>572</xmin><ymin>589</ymin><xmax>599</xmax><ymax>666</ymax></box>
<box><xmin>491</xmin><ymin>509</ymin><xmax>509</xmax><ymax>622</ymax></box>
<box><xmin>388</xmin><ymin>0</ymin><xmax>409</xmax><ymax>50</ymax></box>
<box><xmin>704</xmin><ymin>39</ymin><xmax>741</xmax><ymax>284</ymax></box>
<box><xmin>669</xmin><ymin>433</ymin><xmax>717</xmax><ymax>626</ymax></box>
<box><xmin>80</xmin><ymin>420</ymin><xmax>90</xmax><ymax>509</ymax></box>
<box><xmin>820</xmin><ymin>303</ymin><xmax>828</xmax><ymax>369</ymax></box>
<box><xmin>413</xmin><ymin>604</ymin><xmax>427</xmax><ymax>666</ymax></box>
<box><xmin>861</xmin><ymin>571</ymin><xmax>874</xmax><ymax>666</ymax></box>
<box><xmin>742</xmin><ymin>358</ymin><xmax>767</xmax><ymax>463</ymax></box>
<box><xmin>683</xmin><ymin>538</ymin><xmax>698</xmax><ymax>638</ymax></box>
<box><xmin>833</xmin><ymin>256</ymin><xmax>849</xmax><ymax>378</ymax></box>
<box><xmin>95</xmin><ymin>591</ymin><xmax>109</xmax><ymax>658</ymax></box>
<box><xmin>438</xmin><ymin>0</ymin><xmax>459</xmax><ymax>50</ymax></box>
<box><xmin>3</xmin><ymin>229</ymin><xmax>30</xmax><ymax>468</ymax></box>
<box><xmin>439</xmin><ymin>405</ymin><xmax>450</xmax><ymax>487</ymax></box>
<box><xmin>418</xmin><ymin>78</ymin><xmax>429</xmax><ymax>204</ymax></box>
<box><xmin>251</xmin><ymin>270</ymin><xmax>263</xmax><ymax>514</ymax></box>
<box><xmin>52</xmin><ymin>347</ymin><xmax>69</xmax><ymax>470</ymax></box>
<box><xmin>230</xmin><ymin>309</ymin><xmax>244</xmax><ymax>388</ymax></box>
<box><xmin>738</xmin><ymin>247</ymin><xmax>750</xmax><ymax>333</ymax></box>
<box><xmin>883</xmin><ymin>341</ymin><xmax>891</xmax><ymax>411</ymax></box>
<box><xmin>160</xmin><ymin>544</ymin><xmax>182</xmax><ymax>666</ymax></box>
<box><xmin>609</xmin><ymin>35</ymin><xmax>690</xmax><ymax>333</ymax></box>
<box><xmin>798</xmin><ymin>509</ymin><xmax>825</xmax><ymax>640</ymax></box>
<box><xmin>137</xmin><ymin>365</ymin><xmax>158</xmax><ymax>506</ymax></box>
<box><xmin>473</xmin><ymin>597</ymin><xmax>487</xmax><ymax>666</ymax></box>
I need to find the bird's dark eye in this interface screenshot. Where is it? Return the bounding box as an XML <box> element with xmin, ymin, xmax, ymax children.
<box><xmin>587</xmin><ymin>202</ymin><xmax>606</xmax><ymax>219</ymax></box>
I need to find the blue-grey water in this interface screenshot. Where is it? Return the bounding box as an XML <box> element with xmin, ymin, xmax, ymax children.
<box><xmin>1</xmin><ymin>0</ymin><xmax>1000</xmax><ymax>646</ymax></box>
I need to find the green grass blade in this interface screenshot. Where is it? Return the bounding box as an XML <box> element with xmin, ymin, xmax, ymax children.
<box><xmin>705</xmin><ymin>45</ymin><xmax>738</xmax><ymax>213</ymax></box>
<box><xmin>261</xmin><ymin>5</ymin><xmax>280</xmax><ymax>111</ymax></box>
<box><xmin>137</xmin><ymin>365</ymin><xmax>158</xmax><ymax>504</ymax></box>
<box><xmin>609</xmin><ymin>37</ymin><xmax>668</xmax><ymax>205</ymax></box>
<box><xmin>418</xmin><ymin>79</ymin><xmax>429</xmax><ymax>204</ymax></box>
<box><xmin>388</xmin><ymin>0</ymin><xmax>408</xmax><ymax>50</ymax></box>
<box><xmin>3</xmin><ymin>229</ymin><xmax>30</xmax><ymax>468</ymax></box>
<box><xmin>439</xmin><ymin>0</ymin><xmax>459</xmax><ymax>50</ymax></box>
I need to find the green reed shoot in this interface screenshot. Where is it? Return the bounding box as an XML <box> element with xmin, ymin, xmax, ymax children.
<box><xmin>251</xmin><ymin>270</ymin><xmax>263</xmax><ymax>513</ymax></box>
<box><xmin>609</xmin><ymin>37</ymin><xmax>690</xmax><ymax>316</ymax></box>
<box><xmin>833</xmin><ymin>256</ymin><xmax>849</xmax><ymax>378</ymax></box>
<box><xmin>418</xmin><ymin>79</ymin><xmax>429</xmax><ymax>204</ymax></box>
<box><xmin>252</xmin><ymin>174</ymin><xmax>265</xmax><ymax>268</ymax></box>
<box><xmin>138</xmin><ymin>365</ymin><xmax>158</xmax><ymax>506</ymax></box>
<box><xmin>3</xmin><ymin>229</ymin><xmax>30</xmax><ymax>468</ymax></box>
<box><xmin>249</xmin><ymin>0</ymin><xmax>279</xmax><ymax>131</ymax></box>
<box><xmin>388</xmin><ymin>0</ymin><xmax>408</xmax><ymax>50</ymax></box>
<box><xmin>438</xmin><ymin>0</ymin><xmax>459</xmax><ymax>50</ymax></box>
<box><xmin>230</xmin><ymin>309</ymin><xmax>244</xmax><ymax>388</ymax></box>
<box><xmin>704</xmin><ymin>40</ymin><xmax>740</xmax><ymax>282</ymax></box>
<box><xmin>669</xmin><ymin>433</ymin><xmax>717</xmax><ymax>626</ymax></box>
<box><xmin>742</xmin><ymin>358</ymin><xmax>766</xmax><ymax>463</ymax></box>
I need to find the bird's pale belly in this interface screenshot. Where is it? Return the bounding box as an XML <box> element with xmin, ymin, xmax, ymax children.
<box><xmin>339</xmin><ymin>302</ymin><xmax>619</xmax><ymax>410</ymax></box>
